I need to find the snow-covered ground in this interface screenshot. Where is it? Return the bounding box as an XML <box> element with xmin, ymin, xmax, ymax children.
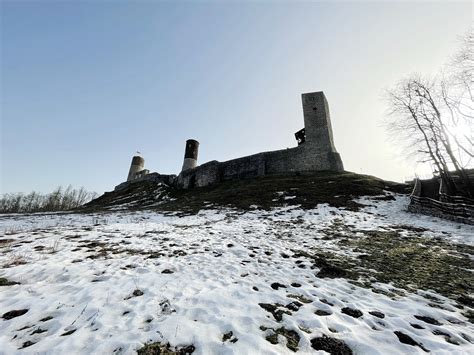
<box><xmin>0</xmin><ymin>196</ymin><xmax>472</xmax><ymax>354</ymax></box>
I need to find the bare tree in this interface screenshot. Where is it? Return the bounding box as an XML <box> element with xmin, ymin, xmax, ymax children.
<box><xmin>385</xmin><ymin>28</ymin><xmax>473</xmax><ymax>197</ymax></box>
<box><xmin>442</xmin><ymin>27</ymin><xmax>474</xmax><ymax>162</ymax></box>
<box><xmin>450</xmin><ymin>27</ymin><xmax>473</xmax><ymax>98</ymax></box>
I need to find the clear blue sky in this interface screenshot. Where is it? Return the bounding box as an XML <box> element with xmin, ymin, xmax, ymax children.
<box><xmin>1</xmin><ymin>0</ymin><xmax>472</xmax><ymax>194</ymax></box>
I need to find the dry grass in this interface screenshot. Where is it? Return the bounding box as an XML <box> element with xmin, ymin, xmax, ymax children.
<box><xmin>3</xmin><ymin>252</ymin><xmax>28</xmax><ymax>268</ymax></box>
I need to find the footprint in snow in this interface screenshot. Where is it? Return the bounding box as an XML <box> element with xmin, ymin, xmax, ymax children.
<box><xmin>222</xmin><ymin>331</ymin><xmax>238</xmax><ymax>343</ymax></box>
<box><xmin>2</xmin><ymin>309</ymin><xmax>28</xmax><ymax>320</ymax></box>
<box><xmin>61</xmin><ymin>328</ymin><xmax>77</xmax><ymax>336</ymax></box>
<box><xmin>315</xmin><ymin>310</ymin><xmax>332</xmax><ymax>316</ymax></box>
<box><xmin>341</xmin><ymin>307</ymin><xmax>363</xmax><ymax>318</ymax></box>
<box><xmin>414</xmin><ymin>315</ymin><xmax>442</xmax><ymax>325</ymax></box>
<box><xmin>30</xmin><ymin>327</ymin><xmax>47</xmax><ymax>335</ymax></box>
<box><xmin>270</xmin><ymin>282</ymin><xmax>286</xmax><ymax>290</ymax></box>
<box><xmin>394</xmin><ymin>331</ymin><xmax>429</xmax><ymax>352</ymax></box>
<box><xmin>19</xmin><ymin>341</ymin><xmax>36</xmax><ymax>349</ymax></box>
<box><xmin>124</xmin><ymin>289</ymin><xmax>144</xmax><ymax>300</ymax></box>
<box><xmin>311</xmin><ymin>335</ymin><xmax>352</xmax><ymax>354</ymax></box>
<box><xmin>368</xmin><ymin>311</ymin><xmax>385</xmax><ymax>319</ymax></box>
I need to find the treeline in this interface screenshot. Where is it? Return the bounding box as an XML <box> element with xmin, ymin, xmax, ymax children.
<box><xmin>0</xmin><ymin>186</ymin><xmax>98</xmax><ymax>213</ymax></box>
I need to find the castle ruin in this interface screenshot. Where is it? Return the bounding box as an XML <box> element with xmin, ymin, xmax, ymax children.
<box><xmin>115</xmin><ymin>91</ymin><xmax>344</xmax><ymax>191</ymax></box>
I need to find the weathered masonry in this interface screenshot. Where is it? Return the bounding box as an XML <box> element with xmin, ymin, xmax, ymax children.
<box><xmin>127</xmin><ymin>156</ymin><xmax>147</xmax><ymax>182</ymax></box>
<box><xmin>181</xmin><ymin>139</ymin><xmax>199</xmax><ymax>172</ymax></box>
<box><xmin>115</xmin><ymin>91</ymin><xmax>344</xmax><ymax>191</ymax></box>
<box><xmin>114</xmin><ymin>155</ymin><xmax>175</xmax><ymax>191</ymax></box>
<box><xmin>176</xmin><ymin>91</ymin><xmax>343</xmax><ymax>188</ymax></box>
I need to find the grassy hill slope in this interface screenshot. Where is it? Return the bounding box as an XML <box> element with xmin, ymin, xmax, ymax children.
<box><xmin>83</xmin><ymin>171</ymin><xmax>410</xmax><ymax>213</ymax></box>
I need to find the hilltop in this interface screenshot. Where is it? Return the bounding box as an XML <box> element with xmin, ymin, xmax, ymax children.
<box><xmin>83</xmin><ymin>171</ymin><xmax>409</xmax><ymax>213</ymax></box>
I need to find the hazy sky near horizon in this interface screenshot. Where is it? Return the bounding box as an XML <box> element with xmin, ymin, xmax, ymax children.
<box><xmin>1</xmin><ymin>0</ymin><xmax>472</xmax><ymax>194</ymax></box>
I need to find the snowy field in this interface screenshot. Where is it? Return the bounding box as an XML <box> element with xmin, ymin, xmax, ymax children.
<box><xmin>0</xmin><ymin>196</ymin><xmax>473</xmax><ymax>354</ymax></box>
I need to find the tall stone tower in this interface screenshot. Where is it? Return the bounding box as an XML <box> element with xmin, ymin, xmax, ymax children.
<box><xmin>302</xmin><ymin>92</ymin><xmax>337</xmax><ymax>151</ymax></box>
<box><xmin>300</xmin><ymin>91</ymin><xmax>343</xmax><ymax>171</ymax></box>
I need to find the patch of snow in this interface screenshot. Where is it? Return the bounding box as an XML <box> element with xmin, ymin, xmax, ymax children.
<box><xmin>355</xmin><ymin>195</ymin><xmax>474</xmax><ymax>245</ymax></box>
<box><xmin>0</xmin><ymin>196</ymin><xmax>472</xmax><ymax>353</ymax></box>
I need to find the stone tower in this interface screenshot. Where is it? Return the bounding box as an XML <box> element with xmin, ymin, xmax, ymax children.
<box><xmin>300</xmin><ymin>91</ymin><xmax>344</xmax><ymax>171</ymax></box>
<box><xmin>302</xmin><ymin>92</ymin><xmax>337</xmax><ymax>152</ymax></box>
<box><xmin>127</xmin><ymin>155</ymin><xmax>145</xmax><ymax>181</ymax></box>
<box><xmin>181</xmin><ymin>139</ymin><xmax>199</xmax><ymax>172</ymax></box>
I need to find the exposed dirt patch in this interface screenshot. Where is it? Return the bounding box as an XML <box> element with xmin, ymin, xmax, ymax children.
<box><xmin>0</xmin><ymin>277</ymin><xmax>19</xmax><ymax>286</ymax></box>
<box><xmin>394</xmin><ymin>331</ymin><xmax>430</xmax><ymax>352</ymax></box>
<box><xmin>222</xmin><ymin>330</ymin><xmax>238</xmax><ymax>343</ymax></box>
<box><xmin>265</xmin><ymin>332</ymin><xmax>279</xmax><ymax>345</ymax></box>
<box><xmin>261</xmin><ymin>326</ymin><xmax>301</xmax><ymax>352</ymax></box>
<box><xmin>61</xmin><ymin>329</ymin><xmax>77</xmax><ymax>336</ymax></box>
<box><xmin>287</xmin><ymin>294</ymin><xmax>312</xmax><ymax>304</ymax></box>
<box><xmin>315</xmin><ymin>310</ymin><xmax>332</xmax><ymax>316</ymax></box>
<box><xmin>369</xmin><ymin>311</ymin><xmax>385</xmax><ymax>319</ymax></box>
<box><xmin>19</xmin><ymin>340</ymin><xmax>36</xmax><ymax>349</ymax></box>
<box><xmin>345</xmin><ymin>230</ymin><xmax>473</xmax><ymax>298</ymax></box>
<box><xmin>125</xmin><ymin>289</ymin><xmax>144</xmax><ymax>300</ymax></box>
<box><xmin>341</xmin><ymin>307</ymin><xmax>363</xmax><ymax>318</ymax></box>
<box><xmin>3</xmin><ymin>254</ymin><xmax>28</xmax><ymax>268</ymax></box>
<box><xmin>285</xmin><ymin>301</ymin><xmax>303</xmax><ymax>312</ymax></box>
<box><xmin>294</xmin><ymin>226</ymin><xmax>474</xmax><ymax>306</ymax></box>
<box><xmin>310</xmin><ymin>335</ymin><xmax>353</xmax><ymax>354</ymax></box>
<box><xmin>270</xmin><ymin>282</ymin><xmax>286</xmax><ymax>290</ymax></box>
<box><xmin>316</xmin><ymin>263</ymin><xmax>351</xmax><ymax>279</ymax></box>
<box><xmin>414</xmin><ymin>315</ymin><xmax>442</xmax><ymax>325</ymax></box>
<box><xmin>31</xmin><ymin>327</ymin><xmax>47</xmax><ymax>335</ymax></box>
<box><xmin>2</xmin><ymin>309</ymin><xmax>28</xmax><ymax>320</ymax></box>
<box><xmin>259</xmin><ymin>303</ymin><xmax>292</xmax><ymax>322</ymax></box>
<box><xmin>137</xmin><ymin>341</ymin><xmax>195</xmax><ymax>354</ymax></box>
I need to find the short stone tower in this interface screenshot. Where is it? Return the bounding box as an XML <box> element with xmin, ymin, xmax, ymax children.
<box><xmin>181</xmin><ymin>139</ymin><xmax>199</xmax><ymax>172</ymax></box>
<box><xmin>127</xmin><ymin>155</ymin><xmax>145</xmax><ymax>181</ymax></box>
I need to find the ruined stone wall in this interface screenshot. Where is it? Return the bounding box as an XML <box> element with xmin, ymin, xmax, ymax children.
<box><xmin>115</xmin><ymin>172</ymin><xmax>176</xmax><ymax>191</ymax></box>
<box><xmin>176</xmin><ymin>145</ymin><xmax>343</xmax><ymax>189</ymax></box>
<box><xmin>220</xmin><ymin>153</ymin><xmax>266</xmax><ymax>181</ymax></box>
<box><xmin>175</xmin><ymin>91</ymin><xmax>344</xmax><ymax>189</ymax></box>
<box><xmin>118</xmin><ymin>91</ymin><xmax>344</xmax><ymax>190</ymax></box>
<box><xmin>176</xmin><ymin>161</ymin><xmax>219</xmax><ymax>189</ymax></box>
<box><xmin>263</xmin><ymin>145</ymin><xmax>343</xmax><ymax>174</ymax></box>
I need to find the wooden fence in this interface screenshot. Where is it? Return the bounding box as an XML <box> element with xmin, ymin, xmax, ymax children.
<box><xmin>408</xmin><ymin>178</ymin><xmax>474</xmax><ymax>225</ymax></box>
